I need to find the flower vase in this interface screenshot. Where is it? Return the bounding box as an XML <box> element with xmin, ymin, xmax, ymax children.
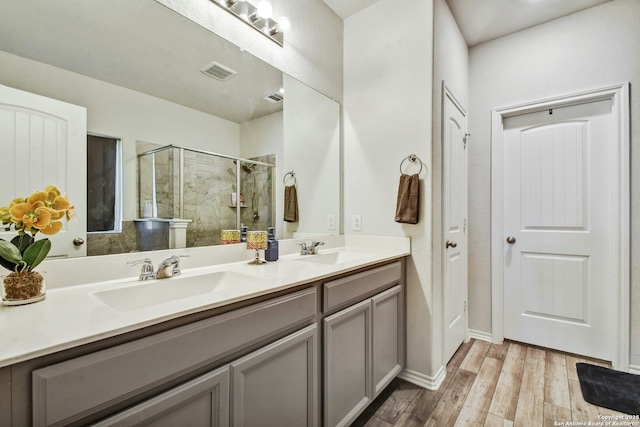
<box><xmin>2</xmin><ymin>270</ymin><xmax>46</xmax><ymax>306</ymax></box>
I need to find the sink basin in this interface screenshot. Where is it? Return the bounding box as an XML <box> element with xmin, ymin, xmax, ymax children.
<box><xmin>93</xmin><ymin>271</ymin><xmax>268</xmax><ymax>311</ymax></box>
<box><xmin>294</xmin><ymin>251</ymin><xmax>371</xmax><ymax>265</ymax></box>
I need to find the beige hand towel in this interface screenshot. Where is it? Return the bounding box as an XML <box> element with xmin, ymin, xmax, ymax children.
<box><xmin>395</xmin><ymin>174</ymin><xmax>419</xmax><ymax>224</ymax></box>
<box><xmin>284</xmin><ymin>185</ymin><xmax>298</xmax><ymax>222</ymax></box>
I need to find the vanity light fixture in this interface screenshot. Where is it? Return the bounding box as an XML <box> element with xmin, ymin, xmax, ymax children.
<box><xmin>211</xmin><ymin>0</ymin><xmax>290</xmax><ymax>46</ymax></box>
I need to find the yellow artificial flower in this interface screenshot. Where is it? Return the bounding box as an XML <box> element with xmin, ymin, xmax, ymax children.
<box><xmin>1</xmin><ymin>186</ymin><xmax>73</xmax><ymax>237</ymax></box>
<box><xmin>38</xmin><ymin>220</ymin><xmax>64</xmax><ymax>235</ymax></box>
<box><xmin>9</xmin><ymin>202</ymin><xmax>58</xmax><ymax>234</ymax></box>
<box><xmin>29</xmin><ymin>186</ymin><xmax>72</xmax><ymax>219</ymax></box>
<box><xmin>0</xmin><ymin>206</ymin><xmax>10</xmax><ymax>224</ymax></box>
<box><xmin>65</xmin><ymin>203</ymin><xmax>76</xmax><ymax>221</ymax></box>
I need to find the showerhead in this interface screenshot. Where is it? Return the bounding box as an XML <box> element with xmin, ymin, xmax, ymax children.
<box><xmin>233</xmin><ymin>160</ymin><xmax>254</xmax><ymax>174</ymax></box>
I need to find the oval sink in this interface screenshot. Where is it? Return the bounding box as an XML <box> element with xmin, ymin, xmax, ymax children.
<box><xmin>294</xmin><ymin>251</ymin><xmax>371</xmax><ymax>265</ymax></box>
<box><xmin>93</xmin><ymin>271</ymin><xmax>269</xmax><ymax>311</ymax></box>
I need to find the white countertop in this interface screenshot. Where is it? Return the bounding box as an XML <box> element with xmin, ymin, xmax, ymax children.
<box><xmin>0</xmin><ymin>235</ymin><xmax>409</xmax><ymax>368</ymax></box>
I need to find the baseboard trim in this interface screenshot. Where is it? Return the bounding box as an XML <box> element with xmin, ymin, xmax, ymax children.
<box><xmin>467</xmin><ymin>329</ymin><xmax>492</xmax><ymax>343</ymax></box>
<box><xmin>629</xmin><ymin>364</ymin><xmax>640</xmax><ymax>375</ymax></box>
<box><xmin>397</xmin><ymin>366</ymin><xmax>446</xmax><ymax>391</ymax></box>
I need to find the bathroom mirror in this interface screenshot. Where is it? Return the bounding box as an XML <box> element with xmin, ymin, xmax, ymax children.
<box><xmin>0</xmin><ymin>0</ymin><xmax>340</xmax><ymax>256</ymax></box>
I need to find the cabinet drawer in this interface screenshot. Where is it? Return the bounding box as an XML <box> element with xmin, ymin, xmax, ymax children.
<box><xmin>32</xmin><ymin>287</ymin><xmax>317</xmax><ymax>427</ymax></box>
<box><xmin>323</xmin><ymin>261</ymin><xmax>402</xmax><ymax>312</ymax></box>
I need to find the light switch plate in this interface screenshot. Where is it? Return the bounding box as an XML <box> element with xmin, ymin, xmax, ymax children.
<box><xmin>327</xmin><ymin>214</ymin><xmax>336</xmax><ymax>230</ymax></box>
<box><xmin>352</xmin><ymin>214</ymin><xmax>362</xmax><ymax>231</ymax></box>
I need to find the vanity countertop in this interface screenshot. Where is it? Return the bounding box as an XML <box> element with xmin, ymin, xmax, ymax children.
<box><xmin>0</xmin><ymin>235</ymin><xmax>410</xmax><ymax>368</ymax></box>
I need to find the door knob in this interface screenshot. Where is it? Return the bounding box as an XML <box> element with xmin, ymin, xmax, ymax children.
<box><xmin>73</xmin><ymin>237</ymin><xmax>85</xmax><ymax>246</ymax></box>
<box><xmin>446</xmin><ymin>240</ymin><xmax>457</xmax><ymax>249</ymax></box>
<box><xmin>506</xmin><ymin>236</ymin><xmax>516</xmax><ymax>244</ymax></box>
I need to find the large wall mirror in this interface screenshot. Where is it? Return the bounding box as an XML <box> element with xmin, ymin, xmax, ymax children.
<box><xmin>0</xmin><ymin>0</ymin><xmax>340</xmax><ymax>257</ymax></box>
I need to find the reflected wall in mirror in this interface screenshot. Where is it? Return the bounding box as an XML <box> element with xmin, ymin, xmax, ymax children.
<box><xmin>0</xmin><ymin>0</ymin><xmax>340</xmax><ymax>257</ymax></box>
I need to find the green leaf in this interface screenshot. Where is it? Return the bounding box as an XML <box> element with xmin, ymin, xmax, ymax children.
<box><xmin>11</xmin><ymin>234</ymin><xmax>34</xmax><ymax>254</ymax></box>
<box><xmin>22</xmin><ymin>239</ymin><xmax>51</xmax><ymax>271</ymax></box>
<box><xmin>0</xmin><ymin>239</ymin><xmax>23</xmax><ymax>265</ymax></box>
<box><xmin>0</xmin><ymin>255</ymin><xmax>17</xmax><ymax>272</ymax></box>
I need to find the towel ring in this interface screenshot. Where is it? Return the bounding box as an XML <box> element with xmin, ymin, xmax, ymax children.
<box><xmin>399</xmin><ymin>154</ymin><xmax>423</xmax><ymax>175</ymax></box>
<box><xmin>283</xmin><ymin>171</ymin><xmax>297</xmax><ymax>186</ymax></box>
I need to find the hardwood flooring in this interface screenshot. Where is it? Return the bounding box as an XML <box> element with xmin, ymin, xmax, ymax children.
<box><xmin>353</xmin><ymin>339</ymin><xmax>631</xmax><ymax>427</ymax></box>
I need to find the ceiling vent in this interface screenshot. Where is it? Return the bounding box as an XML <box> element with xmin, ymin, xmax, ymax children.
<box><xmin>201</xmin><ymin>61</ymin><xmax>237</xmax><ymax>81</ymax></box>
<box><xmin>262</xmin><ymin>92</ymin><xmax>284</xmax><ymax>103</ymax></box>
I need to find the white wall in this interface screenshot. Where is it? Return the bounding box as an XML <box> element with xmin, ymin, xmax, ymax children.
<box><xmin>432</xmin><ymin>0</ymin><xmax>469</xmax><ymax>365</ymax></box>
<box><xmin>468</xmin><ymin>0</ymin><xmax>640</xmax><ymax>366</ymax></box>
<box><xmin>0</xmin><ymin>50</ymin><xmax>240</xmax><ymax>221</ymax></box>
<box><xmin>282</xmin><ymin>74</ymin><xmax>341</xmax><ymax>239</ymax></box>
<box><xmin>344</xmin><ymin>0</ymin><xmax>437</xmax><ymax>381</ymax></box>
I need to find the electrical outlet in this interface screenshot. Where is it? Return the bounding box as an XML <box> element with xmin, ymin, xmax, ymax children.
<box><xmin>327</xmin><ymin>214</ymin><xmax>336</xmax><ymax>230</ymax></box>
<box><xmin>352</xmin><ymin>214</ymin><xmax>362</xmax><ymax>231</ymax></box>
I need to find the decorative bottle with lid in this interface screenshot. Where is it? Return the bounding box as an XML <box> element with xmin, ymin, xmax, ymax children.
<box><xmin>265</xmin><ymin>227</ymin><xmax>279</xmax><ymax>262</ymax></box>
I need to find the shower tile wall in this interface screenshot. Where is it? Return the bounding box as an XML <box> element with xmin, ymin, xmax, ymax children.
<box><xmin>88</xmin><ymin>142</ymin><xmax>275</xmax><ymax>256</ymax></box>
<box><xmin>240</xmin><ymin>154</ymin><xmax>275</xmax><ymax>234</ymax></box>
<box><xmin>86</xmin><ymin>221</ymin><xmax>137</xmax><ymax>256</ymax></box>
<box><xmin>183</xmin><ymin>150</ymin><xmax>237</xmax><ymax>247</ymax></box>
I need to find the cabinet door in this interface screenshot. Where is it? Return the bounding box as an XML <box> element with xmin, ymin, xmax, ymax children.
<box><xmin>372</xmin><ymin>285</ymin><xmax>404</xmax><ymax>396</ymax></box>
<box><xmin>93</xmin><ymin>366</ymin><xmax>229</xmax><ymax>427</ymax></box>
<box><xmin>323</xmin><ymin>299</ymin><xmax>371</xmax><ymax>427</ymax></box>
<box><xmin>231</xmin><ymin>325</ymin><xmax>318</xmax><ymax>427</ymax></box>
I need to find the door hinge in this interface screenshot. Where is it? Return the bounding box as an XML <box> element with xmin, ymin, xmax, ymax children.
<box><xmin>463</xmin><ymin>218</ymin><xmax>467</xmax><ymax>234</ymax></box>
<box><xmin>463</xmin><ymin>133</ymin><xmax>470</xmax><ymax>149</ymax></box>
<box><xmin>464</xmin><ymin>300</ymin><xmax>467</xmax><ymax>313</ymax></box>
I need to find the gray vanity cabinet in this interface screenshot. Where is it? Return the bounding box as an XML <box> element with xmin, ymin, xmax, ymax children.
<box><xmin>94</xmin><ymin>324</ymin><xmax>319</xmax><ymax>427</ymax></box>
<box><xmin>231</xmin><ymin>324</ymin><xmax>318</xmax><ymax>427</ymax></box>
<box><xmin>93</xmin><ymin>366</ymin><xmax>230</xmax><ymax>427</ymax></box>
<box><xmin>5</xmin><ymin>258</ymin><xmax>405</xmax><ymax>427</ymax></box>
<box><xmin>371</xmin><ymin>285</ymin><xmax>404</xmax><ymax>396</ymax></box>
<box><xmin>29</xmin><ymin>287</ymin><xmax>317</xmax><ymax>427</ymax></box>
<box><xmin>324</xmin><ymin>299</ymin><xmax>372</xmax><ymax>427</ymax></box>
<box><xmin>322</xmin><ymin>261</ymin><xmax>405</xmax><ymax>427</ymax></box>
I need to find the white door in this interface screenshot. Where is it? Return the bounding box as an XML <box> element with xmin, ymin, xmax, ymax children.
<box><xmin>0</xmin><ymin>84</ymin><xmax>87</xmax><ymax>258</ymax></box>
<box><xmin>443</xmin><ymin>87</ymin><xmax>468</xmax><ymax>364</ymax></box>
<box><xmin>502</xmin><ymin>99</ymin><xmax>613</xmax><ymax>361</ymax></box>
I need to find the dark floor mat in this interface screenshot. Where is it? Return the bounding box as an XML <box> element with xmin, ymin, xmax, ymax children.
<box><xmin>576</xmin><ymin>363</ymin><xmax>640</xmax><ymax>415</ymax></box>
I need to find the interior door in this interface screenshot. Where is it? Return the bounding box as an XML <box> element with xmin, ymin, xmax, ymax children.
<box><xmin>502</xmin><ymin>99</ymin><xmax>613</xmax><ymax>361</ymax></box>
<box><xmin>0</xmin><ymin>84</ymin><xmax>87</xmax><ymax>258</ymax></box>
<box><xmin>443</xmin><ymin>87</ymin><xmax>468</xmax><ymax>364</ymax></box>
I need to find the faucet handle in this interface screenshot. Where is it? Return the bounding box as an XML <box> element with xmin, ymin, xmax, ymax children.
<box><xmin>298</xmin><ymin>242</ymin><xmax>310</xmax><ymax>255</ymax></box>
<box><xmin>310</xmin><ymin>241</ymin><xmax>325</xmax><ymax>254</ymax></box>
<box><xmin>127</xmin><ymin>258</ymin><xmax>153</xmax><ymax>268</ymax></box>
<box><xmin>127</xmin><ymin>258</ymin><xmax>156</xmax><ymax>280</ymax></box>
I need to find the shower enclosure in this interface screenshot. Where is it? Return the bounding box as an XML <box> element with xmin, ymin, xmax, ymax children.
<box><xmin>137</xmin><ymin>144</ymin><xmax>275</xmax><ymax>250</ymax></box>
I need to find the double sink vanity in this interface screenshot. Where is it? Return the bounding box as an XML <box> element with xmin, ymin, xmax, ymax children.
<box><xmin>0</xmin><ymin>235</ymin><xmax>409</xmax><ymax>427</ymax></box>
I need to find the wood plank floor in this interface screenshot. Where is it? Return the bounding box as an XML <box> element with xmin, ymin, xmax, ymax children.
<box><xmin>353</xmin><ymin>339</ymin><xmax>631</xmax><ymax>427</ymax></box>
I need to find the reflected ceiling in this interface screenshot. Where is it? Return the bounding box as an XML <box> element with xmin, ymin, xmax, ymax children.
<box><xmin>0</xmin><ymin>0</ymin><xmax>283</xmax><ymax>123</ymax></box>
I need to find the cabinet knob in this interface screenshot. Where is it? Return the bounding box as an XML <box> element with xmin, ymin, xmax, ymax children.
<box><xmin>506</xmin><ymin>236</ymin><xmax>516</xmax><ymax>244</ymax></box>
<box><xmin>445</xmin><ymin>240</ymin><xmax>457</xmax><ymax>249</ymax></box>
<box><xmin>73</xmin><ymin>237</ymin><xmax>85</xmax><ymax>246</ymax></box>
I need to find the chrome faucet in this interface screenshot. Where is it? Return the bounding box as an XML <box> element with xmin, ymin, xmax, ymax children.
<box><xmin>156</xmin><ymin>255</ymin><xmax>189</xmax><ymax>279</ymax></box>
<box><xmin>310</xmin><ymin>241</ymin><xmax>324</xmax><ymax>254</ymax></box>
<box><xmin>127</xmin><ymin>258</ymin><xmax>156</xmax><ymax>281</ymax></box>
<box><xmin>298</xmin><ymin>241</ymin><xmax>324</xmax><ymax>255</ymax></box>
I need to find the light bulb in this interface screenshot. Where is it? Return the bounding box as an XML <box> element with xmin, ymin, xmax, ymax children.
<box><xmin>277</xmin><ymin>16</ymin><xmax>291</xmax><ymax>33</ymax></box>
<box><xmin>257</xmin><ymin>1</ymin><xmax>272</xmax><ymax>19</ymax></box>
